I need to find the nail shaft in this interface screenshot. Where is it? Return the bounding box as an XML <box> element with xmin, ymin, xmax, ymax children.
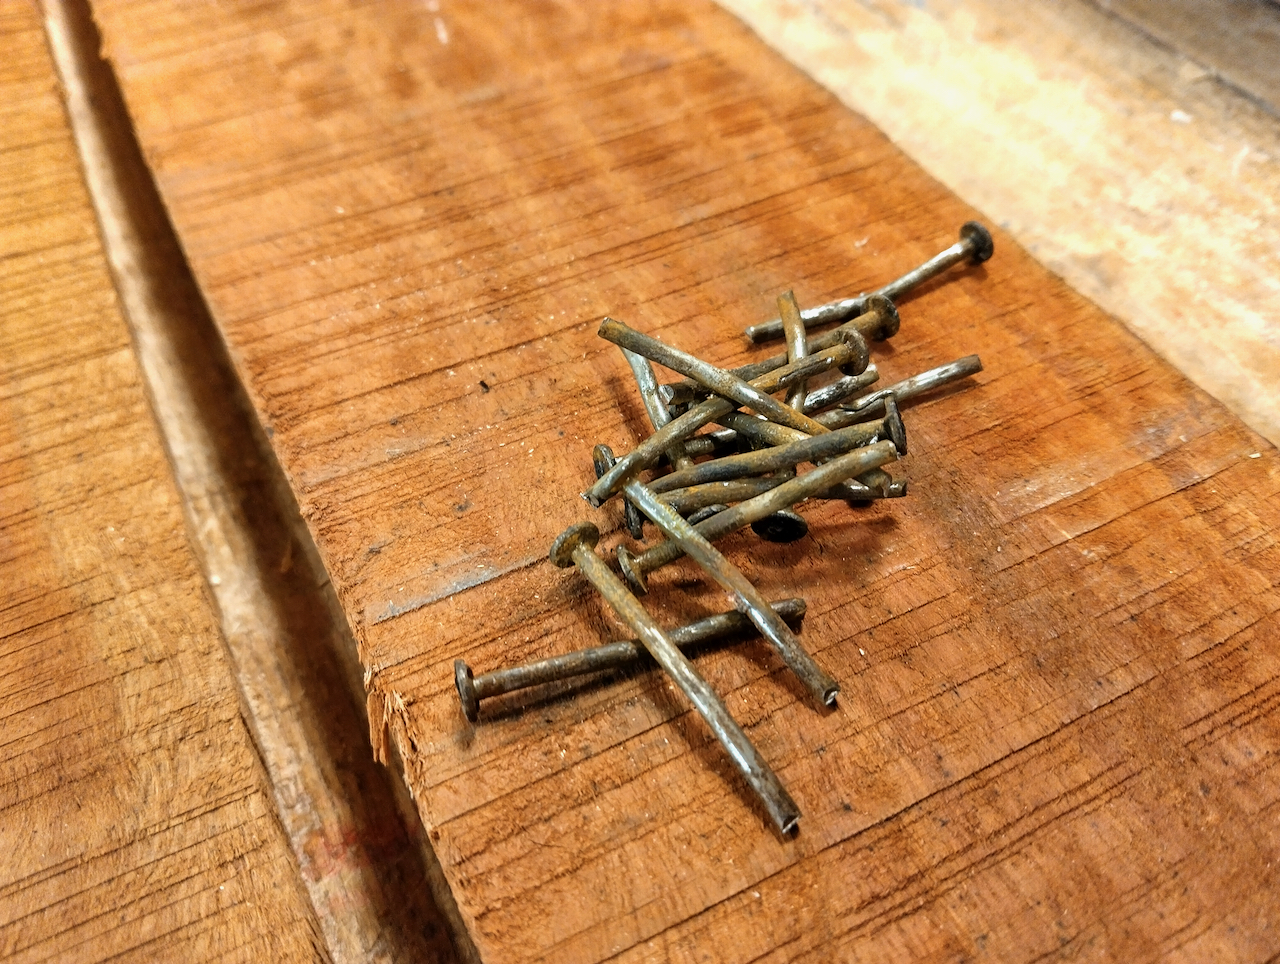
<box><xmin>622</xmin><ymin>348</ymin><xmax>694</xmax><ymax>471</ymax></box>
<box><xmin>621</xmin><ymin>481</ymin><xmax>842</xmax><ymax>707</ymax></box>
<box><xmin>743</xmin><ymin>222</ymin><xmax>994</xmax><ymax>343</ymax></box>
<box><xmin>675</xmin><ymin>368</ymin><xmax>880</xmax><ymax>457</ymax></box>
<box><xmin>584</xmin><ymin>336</ymin><xmax>867</xmax><ymax>507</ymax></box>
<box><xmin>779</xmin><ymin>290</ymin><xmax>808</xmax><ymax>411</ymax></box>
<box><xmin>455</xmin><ymin>598</ymin><xmax>806</xmax><ymax>719</ymax></box>
<box><xmin>661</xmin><ymin>297</ymin><xmax>893</xmax><ymax>407</ymax></box>
<box><xmin>648</xmin><ymin>419</ymin><xmax>900</xmax><ymax>495</ymax></box>
<box><xmin>599</xmin><ymin>317</ymin><xmax>832</xmax><ymax>436</ymax></box>
<box><xmin>816</xmin><ymin>355</ymin><xmax>983</xmax><ymax>429</ymax></box>
<box><xmin>620</xmin><ymin>441</ymin><xmax>899</xmax><ymax>594</ymax></box>
<box><xmin>659</xmin><ymin>476</ymin><xmax>789</xmax><ymax>514</ymax></box>
<box><xmin>549</xmin><ymin>522</ymin><xmax>801</xmax><ymax>834</ymax></box>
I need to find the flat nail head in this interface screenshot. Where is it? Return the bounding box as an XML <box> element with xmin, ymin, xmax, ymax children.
<box><xmin>884</xmin><ymin>395</ymin><xmax>908</xmax><ymax>455</ymax></box>
<box><xmin>455</xmin><ymin>659</ymin><xmax>480</xmax><ymax>722</ymax></box>
<box><xmin>835</xmin><ymin>328</ymin><xmax>871</xmax><ymax>376</ymax></box>
<box><xmin>865</xmin><ymin>294</ymin><xmax>900</xmax><ymax>340</ymax></box>
<box><xmin>961</xmin><ymin>221</ymin><xmax>994</xmax><ymax>263</ymax></box>
<box><xmin>751</xmin><ymin>509</ymin><xmax>809</xmax><ymax>544</ymax></box>
<box><xmin>616</xmin><ymin>543</ymin><xmax>649</xmax><ymax>596</ymax></box>
<box><xmin>594</xmin><ymin>443</ymin><xmax>645</xmax><ymax>537</ymax></box>
<box><xmin>550</xmin><ymin>521</ymin><xmax>601</xmax><ymax>567</ymax></box>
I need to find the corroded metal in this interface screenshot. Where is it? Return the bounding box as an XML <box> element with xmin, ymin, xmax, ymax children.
<box><xmin>647</xmin><ymin>415</ymin><xmax>905</xmax><ymax>495</ymax></box>
<box><xmin>743</xmin><ymin>222</ymin><xmax>994</xmax><ymax>343</ymax></box>
<box><xmin>659</xmin><ymin>477</ymin><xmax>788</xmax><ymax>515</ymax></box>
<box><xmin>454</xmin><ymin>598</ymin><xmax>807</xmax><ymax>721</ymax></box>
<box><xmin>661</xmin><ymin>296</ymin><xmax>894</xmax><ymax>406</ymax></box>
<box><xmin>548</xmin><ymin>521</ymin><xmax>801</xmax><ymax>834</ymax></box>
<box><xmin>619</xmin><ymin>482</ymin><xmax>842</xmax><ymax>708</ymax></box>
<box><xmin>598</xmin><ymin>317</ymin><xmax>832</xmax><ymax>436</ymax></box>
<box><xmin>583</xmin><ymin>333</ymin><xmax>869</xmax><ymax>507</ymax></box>
<box><xmin>618</xmin><ymin>440</ymin><xmax>900</xmax><ymax>597</ymax></box>
<box><xmin>779</xmin><ymin>290</ymin><xmax>809</xmax><ymax>410</ymax></box>
<box><xmin>675</xmin><ymin>367</ymin><xmax>880</xmax><ymax>454</ymax></box>
<box><xmin>828</xmin><ymin>355</ymin><xmax>984</xmax><ymax>424</ymax></box>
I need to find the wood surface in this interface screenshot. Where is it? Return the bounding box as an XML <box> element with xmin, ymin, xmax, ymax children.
<box><xmin>0</xmin><ymin>4</ymin><xmax>327</xmax><ymax>961</ymax></box>
<box><xmin>723</xmin><ymin>0</ymin><xmax>1280</xmax><ymax>448</ymax></box>
<box><xmin>84</xmin><ymin>0</ymin><xmax>1280</xmax><ymax>961</ymax></box>
<box><xmin>40</xmin><ymin>1</ymin><xmax>462</xmax><ymax>959</ymax></box>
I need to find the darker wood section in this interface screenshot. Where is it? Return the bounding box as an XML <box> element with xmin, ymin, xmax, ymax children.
<box><xmin>0</xmin><ymin>5</ymin><xmax>325</xmax><ymax>961</ymax></box>
<box><xmin>87</xmin><ymin>1</ymin><xmax>1280</xmax><ymax>961</ymax></box>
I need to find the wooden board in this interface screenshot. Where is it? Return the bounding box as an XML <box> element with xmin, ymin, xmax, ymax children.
<box><xmin>86</xmin><ymin>0</ymin><xmax>1280</xmax><ymax>960</ymax></box>
<box><xmin>0</xmin><ymin>5</ymin><xmax>326</xmax><ymax>961</ymax></box>
<box><xmin>723</xmin><ymin>0</ymin><xmax>1280</xmax><ymax>448</ymax></box>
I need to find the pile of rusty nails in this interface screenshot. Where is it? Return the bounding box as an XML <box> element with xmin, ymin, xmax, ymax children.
<box><xmin>455</xmin><ymin>222</ymin><xmax>993</xmax><ymax>836</ymax></box>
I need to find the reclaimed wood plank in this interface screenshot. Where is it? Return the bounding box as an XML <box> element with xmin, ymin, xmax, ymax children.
<box><xmin>0</xmin><ymin>5</ymin><xmax>326</xmax><ymax>961</ymax></box>
<box><xmin>86</xmin><ymin>0</ymin><xmax>1280</xmax><ymax>960</ymax></box>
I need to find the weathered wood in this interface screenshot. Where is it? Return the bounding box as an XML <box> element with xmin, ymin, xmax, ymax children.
<box><xmin>87</xmin><ymin>0</ymin><xmax>1280</xmax><ymax>961</ymax></box>
<box><xmin>0</xmin><ymin>5</ymin><xmax>326</xmax><ymax>961</ymax></box>
<box><xmin>39</xmin><ymin>1</ymin><xmax>464</xmax><ymax>959</ymax></box>
<box><xmin>723</xmin><ymin>0</ymin><xmax>1280</xmax><ymax>447</ymax></box>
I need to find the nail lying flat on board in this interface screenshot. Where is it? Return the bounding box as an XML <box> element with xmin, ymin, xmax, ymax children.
<box><xmin>547</xmin><ymin>521</ymin><xmax>801</xmax><ymax>835</ymax></box>
<box><xmin>647</xmin><ymin>410</ymin><xmax>906</xmax><ymax>495</ymax></box>
<box><xmin>614</xmin><ymin>471</ymin><xmax>842</xmax><ymax>709</ymax></box>
<box><xmin>618</xmin><ymin>440</ymin><xmax>901</xmax><ymax>596</ymax></box>
<box><xmin>454</xmin><ymin>598</ymin><xmax>807</xmax><ymax>721</ymax></box>
<box><xmin>675</xmin><ymin>367</ymin><xmax>880</xmax><ymax>457</ymax></box>
<box><xmin>829</xmin><ymin>355</ymin><xmax>984</xmax><ymax>424</ymax></box>
<box><xmin>583</xmin><ymin>331</ymin><xmax>869</xmax><ymax>508</ymax></box>
<box><xmin>661</xmin><ymin>296</ymin><xmax>894</xmax><ymax>408</ymax></box>
<box><xmin>743</xmin><ymin>221</ymin><xmax>994</xmax><ymax>343</ymax></box>
<box><xmin>599</xmin><ymin>317</ymin><xmax>832</xmax><ymax>437</ymax></box>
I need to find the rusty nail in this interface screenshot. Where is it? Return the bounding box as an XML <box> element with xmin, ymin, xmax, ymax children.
<box><xmin>454</xmin><ymin>598</ymin><xmax>807</xmax><ymax>721</ymax></box>
<box><xmin>621</xmin><ymin>479</ymin><xmax>841</xmax><ymax>706</ymax></box>
<box><xmin>830</xmin><ymin>355</ymin><xmax>983</xmax><ymax>424</ymax></box>
<box><xmin>661</xmin><ymin>296</ymin><xmax>892</xmax><ymax>406</ymax></box>
<box><xmin>647</xmin><ymin>414</ymin><xmax>906</xmax><ymax>496</ymax></box>
<box><xmin>743</xmin><ymin>222</ymin><xmax>994</xmax><ymax>343</ymax></box>
<box><xmin>618</xmin><ymin>440</ymin><xmax>900</xmax><ymax>597</ymax></box>
<box><xmin>598</xmin><ymin>317</ymin><xmax>833</xmax><ymax>437</ymax></box>
<box><xmin>548</xmin><ymin>521</ymin><xmax>801</xmax><ymax>834</ymax></box>
<box><xmin>584</xmin><ymin>333</ymin><xmax>868</xmax><ymax>507</ymax></box>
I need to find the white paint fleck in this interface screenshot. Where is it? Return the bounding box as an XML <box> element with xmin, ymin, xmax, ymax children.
<box><xmin>1170</xmin><ymin>109</ymin><xmax>1192</xmax><ymax>124</ymax></box>
<box><xmin>435</xmin><ymin>16</ymin><xmax>449</xmax><ymax>44</ymax></box>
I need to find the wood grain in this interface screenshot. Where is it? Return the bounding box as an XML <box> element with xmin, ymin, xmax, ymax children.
<box><xmin>86</xmin><ymin>0</ymin><xmax>1280</xmax><ymax>960</ymax></box>
<box><xmin>0</xmin><ymin>5</ymin><xmax>326</xmax><ymax>961</ymax></box>
<box><xmin>40</xmin><ymin>0</ymin><xmax>463</xmax><ymax>958</ymax></box>
<box><xmin>723</xmin><ymin>0</ymin><xmax>1280</xmax><ymax>448</ymax></box>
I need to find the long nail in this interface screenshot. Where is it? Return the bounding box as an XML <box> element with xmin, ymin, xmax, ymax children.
<box><xmin>661</xmin><ymin>296</ymin><xmax>893</xmax><ymax>406</ymax></box>
<box><xmin>548</xmin><ymin>521</ymin><xmax>801</xmax><ymax>834</ymax></box>
<box><xmin>619</xmin><ymin>480</ymin><xmax>845</xmax><ymax>708</ymax></box>
<box><xmin>622</xmin><ymin>348</ymin><xmax>694</xmax><ymax>470</ymax></box>
<box><xmin>674</xmin><ymin>367</ymin><xmax>880</xmax><ymax>454</ymax></box>
<box><xmin>779</xmin><ymin>290</ymin><xmax>809</xmax><ymax>410</ymax></box>
<box><xmin>584</xmin><ymin>333</ymin><xmax>868</xmax><ymax>507</ymax></box>
<box><xmin>659</xmin><ymin>476</ymin><xmax>789</xmax><ymax>515</ymax></box>
<box><xmin>827</xmin><ymin>355</ymin><xmax>983</xmax><ymax>425</ymax></box>
<box><xmin>619</xmin><ymin>440</ymin><xmax>899</xmax><ymax>597</ymax></box>
<box><xmin>647</xmin><ymin>416</ymin><xmax>905</xmax><ymax>496</ymax></box>
<box><xmin>743</xmin><ymin>222</ymin><xmax>993</xmax><ymax>343</ymax></box>
<box><xmin>599</xmin><ymin>318</ymin><xmax>833</xmax><ymax>437</ymax></box>
<box><xmin>661</xmin><ymin>473</ymin><xmax>892</xmax><ymax>514</ymax></box>
<box><xmin>454</xmin><ymin>598</ymin><xmax>807</xmax><ymax>720</ymax></box>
